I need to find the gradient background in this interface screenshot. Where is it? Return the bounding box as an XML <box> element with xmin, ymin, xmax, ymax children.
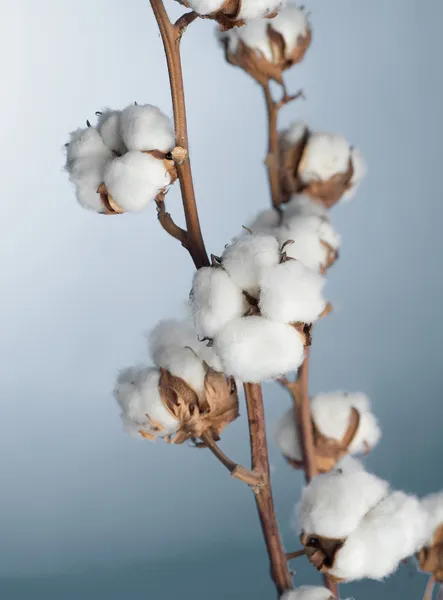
<box><xmin>1</xmin><ymin>0</ymin><xmax>442</xmax><ymax>598</ymax></box>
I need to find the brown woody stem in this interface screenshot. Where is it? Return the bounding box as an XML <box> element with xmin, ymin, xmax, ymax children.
<box><xmin>149</xmin><ymin>0</ymin><xmax>209</xmax><ymax>269</ymax></box>
<box><xmin>262</xmin><ymin>83</ymin><xmax>282</xmax><ymax>210</ymax></box>
<box><xmin>244</xmin><ymin>383</ymin><xmax>293</xmax><ymax>595</ymax></box>
<box><xmin>200</xmin><ymin>431</ymin><xmax>264</xmax><ymax>487</ymax></box>
<box><xmin>424</xmin><ymin>575</ymin><xmax>435</xmax><ymax>600</ymax></box>
<box><xmin>155</xmin><ymin>194</ymin><xmax>188</xmax><ymax>245</ymax></box>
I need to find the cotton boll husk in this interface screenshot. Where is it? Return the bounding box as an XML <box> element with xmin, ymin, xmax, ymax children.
<box><xmin>97</xmin><ymin>109</ymin><xmax>126</xmax><ymax>154</ymax></box>
<box><xmin>186</xmin><ymin>0</ymin><xmax>224</xmax><ymax>14</ymax></box>
<box><xmin>259</xmin><ymin>260</ymin><xmax>326</xmax><ymax>324</ymax></box>
<box><xmin>222</xmin><ymin>233</ymin><xmax>280</xmax><ymax>296</ymax></box>
<box><xmin>297</xmin><ymin>465</ymin><xmax>389</xmax><ymax>539</ymax></box>
<box><xmin>120</xmin><ymin>104</ymin><xmax>175</xmax><ymax>153</ymax></box>
<box><xmin>299</xmin><ymin>133</ymin><xmax>351</xmax><ymax>183</ymax></box>
<box><xmin>421</xmin><ymin>491</ymin><xmax>443</xmax><ymax>544</ymax></box>
<box><xmin>349</xmin><ymin>411</ymin><xmax>381</xmax><ymax>455</ymax></box>
<box><xmin>214</xmin><ymin>316</ymin><xmax>305</xmax><ymax>382</ymax></box>
<box><xmin>114</xmin><ymin>366</ymin><xmax>179</xmax><ymax>438</ymax></box>
<box><xmin>343</xmin><ymin>148</ymin><xmax>366</xmax><ymax>200</ymax></box>
<box><xmin>238</xmin><ymin>0</ymin><xmax>286</xmax><ymax>21</ymax></box>
<box><xmin>247</xmin><ymin>209</ymin><xmax>280</xmax><ymax>234</ymax></box>
<box><xmin>68</xmin><ymin>157</ymin><xmax>109</xmax><ymax>213</ymax></box>
<box><xmin>268</xmin><ymin>5</ymin><xmax>309</xmax><ymax>56</ymax></box>
<box><xmin>224</xmin><ymin>20</ymin><xmax>272</xmax><ymax>61</ymax></box>
<box><xmin>191</xmin><ymin>267</ymin><xmax>246</xmax><ymax>339</ymax></box>
<box><xmin>104</xmin><ymin>151</ymin><xmax>171</xmax><ymax>212</ymax></box>
<box><xmin>273</xmin><ymin>407</ymin><xmax>302</xmax><ymax>461</ymax></box>
<box><xmin>282</xmin><ymin>120</ymin><xmax>308</xmax><ymax>148</ymax></box>
<box><xmin>331</xmin><ymin>491</ymin><xmax>429</xmax><ymax>581</ymax></box>
<box><xmin>282</xmin><ymin>194</ymin><xmax>329</xmax><ymax>221</ymax></box>
<box><xmin>66</xmin><ymin>127</ymin><xmax>113</xmax><ymax>165</ymax></box>
<box><xmin>154</xmin><ymin>346</ymin><xmax>206</xmax><ymax>396</ymax></box>
<box><xmin>281</xmin><ymin>587</ymin><xmax>334</xmax><ymax>600</ymax></box>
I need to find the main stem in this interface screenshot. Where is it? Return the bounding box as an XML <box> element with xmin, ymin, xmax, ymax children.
<box><xmin>262</xmin><ymin>83</ymin><xmax>281</xmax><ymax>210</ymax></box>
<box><xmin>149</xmin><ymin>0</ymin><xmax>209</xmax><ymax>270</ymax></box>
<box><xmin>244</xmin><ymin>383</ymin><xmax>293</xmax><ymax>596</ymax></box>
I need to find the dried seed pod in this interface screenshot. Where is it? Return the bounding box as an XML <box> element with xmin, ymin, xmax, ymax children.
<box><xmin>300</xmin><ymin>533</ymin><xmax>345</xmax><ymax>581</ymax></box>
<box><xmin>176</xmin><ymin>0</ymin><xmax>284</xmax><ymax>30</ymax></box>
<box><xmin>220</xmin><ymin>6</ymin><xmax>311</xmax><ymax>84</ymax></box>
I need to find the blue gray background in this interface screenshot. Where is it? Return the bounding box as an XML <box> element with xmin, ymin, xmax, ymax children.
<box><xmin>0</xmin><ymin>0</ymin><xmax>442</xmax><ymax>598</ymax></box>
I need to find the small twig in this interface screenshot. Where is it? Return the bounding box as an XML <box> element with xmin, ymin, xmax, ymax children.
<box><xmin>174</xmin><ymin>10</ymin><xmax>198</xmax><ymax>33</ymax></box>
<box><xmin>276</xmin><ymin>88</ymin><xmax>305</xmax><ymax>110</ymax></box>
<box><xmin>155</xmin><ymin>196</ymin><xmax>188</xmax><ymax>246</ymax></box>
<box><xmin>286</xmin><ymin>550</ymin><xmax>305</xmax><ymax>561</ymax></box>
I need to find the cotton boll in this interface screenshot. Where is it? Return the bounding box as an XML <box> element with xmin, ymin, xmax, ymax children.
<box><xmin>238</xmin><ymin>0</ymin><xmax>286</xmax><ymax>21</ymax></box>
<box><xmin>299</xmin><ymin>133</ymin><xmax>351</xmax><ymax>183</ymax></box>
<box><xmin>97</xmin><ymin>109</ymin><xmax>126</xmax><ymax>154</ymax></box>
<box><xmin>422</xmin><ymin>491</ymin><xmax>443</xmax><ymax>544</ymax></box>
<box><xmin>297</xmin><ymin>466</ymin><xmax>389</xmax><ymax>539</ymax></box>
<box><xmin>268</xmin><ymin>5</ymin><xmax>309</xmax><ymax>56</ymax></box>
<box><xmin>186</xmin><ymin>0</ymin><xmax>224</xmax><ymax>14</ymax></box>
<box><xmin>154</xmin><ymin>346</ymin><xmax>206</xmax><ymax>396</ymax></box>
<box><xmin>247</xmin><ymin>209</ymin><xmax>280</xmax><ymax>234</ymax></box>
<box><xmin>259</xmin><ymin>260</ymin><xmax>326</xmax><ymax>324</ymax></box>
<box><xmin>273</xmin><ymin>407</ymin><xmax>302</xmax><ymax>461</ymax></box>
<box><xmin>120</xmin><ymin>104</ymin><xmax>175</xmax><ymax>153</ymax></box>
<box><xmin>114</xmin><ymin>366</ymin><xmax>179</xmax><ymax>438</ymax></box>
<box><xmin>225</xmin><ymin>20</ymin><xmax>272</xmax><ymax>61</ymax></box>
<box><xmin>214</xmin><ymin>317</ymin><xmax>305</xmax><ymax>382</ymax></box>
<box><xmin>281</xmin><ymin>587</ymin><xmax>334</xmax><ymax>600</ymax></box>
<box><xmin>343</xmin><ymin>148</ymin><xmax>367</xmax><ymax>200</ymax></box>
<box><xmin>331</xmin><ymin>491</ymin><xmax>429</xmax><ymax>581</ymax></box>
<box><xmin>104</xmin><ymin>151</ymin><xmax>171</xmax><ymax>212</ymax></box>
<box><xmin>191</xmin><ymin>267</ymin><xmax>246</xmax><ymax>339</ymax></box>
<box><xmin>222</xmin><ymin>233</ymin><xmax>280</xmax><ymax>296</ymax></box>
<box><xmin>65</xmin><ymin>127</ymin><xmax>113</xmax><ymax>165</ymax></box>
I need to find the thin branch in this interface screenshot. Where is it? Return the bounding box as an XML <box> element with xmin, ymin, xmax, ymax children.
<box><xmin>149</xmin><ymin>0</ymin><xmax>209</xmax><ymax>269</ymax></box>
<box><xmin>424</xmin><ymin>576</ymin><xmax>436</xmax><ymax>600</ymax></box>
<box><xmin>200</xmin><ymin>431</ymin><xmax>264</xmax><ymax>487</ymax></box>
<box><xmin>286</xmin><ymin>549</ymin><xmax>305</xmax><ymax>561</ymax></box>
<box><xmin>244</xmin><ymin>383</ymin><xmax>293</xmax><ymax>595</ymax></box>
<box><xmin>262</xmin><ymin>83</ymin><xmax>282</xmax><ymax>210</ymax></box>
<box><xmin>155</xmin><ymin>194</ymin><xmax>188</xmax><ymax>245</ymax></box>
<box><xmin>174</xmin><ymin>10</ymin><xmax>198</xmax><ymax>32</ymax></box>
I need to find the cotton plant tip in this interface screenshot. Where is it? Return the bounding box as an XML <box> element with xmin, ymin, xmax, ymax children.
<box><xmin>222</xmin><ymin>233</ymin><xmax>280</xmax><ymax>296</ymax></box>
<box><xmin>190</xmin><ymin>267</ymin><xmax>246</xmax><ymax>340</ymax></box>
<box><xmin>297</xmin><ymin>464</ymin><xmax>390</xmax><ymax>539</ymax></box>
<box><xmin>331</xmin><ymin>491</ymin><xmax>429</xmax><ymax>581</ymax></box>
<box><xmin>103</xmin><ymin>151</ymin><xmax>171</xmax><ymax>212</ymax></box>
<box><xmin>65</xmin><ymin>127</ymin><xmax>113</xmax><ymax>166</ymax></box>
<box><xmin>273</xmin><ymin>407</ymin><xmax>302</xmax><ymax>461</ymax></box>
<box><xmin>68</xmin><ymin>157</ymin><xmax>110</xmax><ymax>213</ymax></box>
<box><xmin>120</xmin><ymin>104</ymin><xmax>175</xmax><ymax>153</ymax></box>
<box><xmin>214</xmin><ymin>316</ymin><xmax>305</xmax><ymax>382</ymax></box>
<box><xmin>259</xmin><ymin>259</ymin><xmax>326</xmax><ymax>324</ymax></box>
<box><xmin>281</xmin><ymin>587</ymin><xmax>335</xmax><ymax>600</ymax></box>
<box><xmin>114</xmin><ymin>366</ymin><xmax>179</xmax><ymax>439</ymax></box>
<box><xmin>96</xmin><ymin>109</ymin><xmax>126</xmax><ymax>154</ymax></box>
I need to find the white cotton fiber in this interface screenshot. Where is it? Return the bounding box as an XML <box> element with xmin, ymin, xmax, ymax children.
<box><xmin>247</xmin><ymin>209</ymin><xmax>280</xmax><ymax>234</ymax></box>
<box><xmin>155</xmin><ymin>346</ymin><xmax>206</xmax><ymax>395</ymax></box>
<box><xmin>343</xmin><ymin>148</ymin><xmax>366</xmax><ymax>200</ymax></box>
<box><xmin>238</xmin><ymin>0</ymin><xmax>286</xmax><ymax>21</ymax></box>
<box><xmin>224</xmin><ymin>20</ymin><xmax>273</xmax><ymax>61</ymax></box>
<box><xmin>273</xmin><ymin>407</ymin><xmax>301</xmax><ymax>461</ymax></box>
<box><xmin>120</xmin><ymin>104</ymin><xmax>175</xmax><ymax>153</ymax></box>
<box><xmin>66</xmin><ymin>127</ymin><xmax>113</xmax><ymax>165</ymax></box>
<box><xmin>267</xmin><ymin>5</ymin><xmax>309</xmax><ymax>56</ymax></box>
<box><xmin>222</xmin><ymin>233</ymin><xmax>280</xmax><ymax>296</ymax></box>
<box><xmin>104</xmin><ymin>151</ymin><xmax>171</xmax><ymax>212</ymax></box>
<box><xmin>259</xmin><ymin>260</ymin><xmax>326</xmax><ymax>324</ymax></box>
<box><xmin>282</xmin><ymin>120</ymin><xmax>308</xmax><ymax>148</ymax></box>
<box><xmin>299</xmin><ymin>133</ymin><xmax>351</xmax><ymax>183</ymax></box>
<box><xmin>114</xmin><ymin>366</ymin><xmax>179</xmax><ymax>438</ymax></box>
<box><xmin>186</xmin><ymin>0</ymin><xmax>224</xmax><ymax>15</ymax></box>
<box><xmin>281</xmin><ymin>587</ymin><xmax>334</xmax><ymax>600</ymax></box>
<box><xmin>297</xmin><ymin>464</ymin><xmax>389</xmax><ymax>539</ymax></box>
<box><xmin>331</xmin><ymin>491</ymin><xmax>429</xmax><ymax>581</ymax></box>
<box><xmin>214</xmin><ymin>316</ymin><xmax>305</xmax><ymax>382</ymax></box>
<box><xmin>97</xmin><ymin>109</ymin><xmax>126</xmax><ymax>154</ymax></box>
<box><xmin>421</xmin><ymin>491</ymin><xmax>443</xmax><ymax>544</ymax></box>
<box><xmin>68</xmin><ymin>157</ymin><xmax>109</xmax><ymax>213</ymax></box>
<box><xmin>282</xmin><ymin>195</ymin><xmax>329</xmax><ymax>221</ymax></box>
<box><xmin>190</xmin><ymin>267</ymin><xmax>246</xmax><ymax>340</ymax></box>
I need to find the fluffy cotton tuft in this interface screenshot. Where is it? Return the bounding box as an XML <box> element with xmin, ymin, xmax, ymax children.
<box><xmin>190</xmin><ymin>267</ymin><xmax>246</xmax><ymax>340</ymax></box>
<box><xmin>214</xmin><ymin>316</ymin><xmax>305</xmax><ymax>382</ymax></box>
<box><xmin>259</xmin><ymin>259</ymin><xmax>326</xmax><ymax>324</ymax></box>
<box><xmin>222</xmin><ymin>233</ymin><xmax>280</xmax><ymax>296</ymax></box>
<box><xmin>67</xmin><ymin>157</ymin><xmax>109</xmax><ymax>213</ymax></box>
<box><xmin>273</xmin><ymin>407</ymin><xmax>302</xmax><ymax>461</ymax></box>
<box><xmin>421</xmin><ymin>491</ymin><xmax>443</xmax><ymax>544</ymax></box>
<box><xmin>65</xmin><ymin>127</ymin><xmax>113</xmax><ymax>165</ymax></box>
<box><xmin>185</xmin><ymin>0</ymin><xmax>224</xmax><ymax>14</ymax></box>
<box><xmin>114</xmin><ymin>366</ymin><xmax>179</xmax><ymax>438</ymax></box>
<box><xmin>247</xmin><ymin>209</ymin><xmax>280</xmax><ymax>234</ymax></box>
<box><xmin>120</xmin><ymin>104</ymin><xmax>175</xmax><ymax>153</ymax></box>
<box><xmin>299</xmin><ymin>133</ymin><xmax>351</xmax><ymax>183</ymax></box>
<box><xmin>104</xmin><ymin>151</ymin><xmax>171</xmax><ymax>212</ymax></box>
<box><xmin>281</xmin><ymin>587</ymin><xmax>334</xmax><ymax>600</ymax></box>
<box><xmin>266</xmin><ymin>5</ymin><xmax>309</xmax><ymax>55</ymax></box>
<box><xmin>97</xmin><ymin>109</ymin><xmax>126</xmax><ymax>154</ymax></box>
<box><xmin>237</xmin><ymin>0</ymin><xmax>286</xmax><ymax>21</ymax></box>
<box><xmin>331</xmin><ymin>491</ymin><xmax>429</xmax><ymax>581</ymax></box>
<box><xmin>297</xmin><ymin>464</ymin><xmax>389</xmax><ymax>539</ymax></box>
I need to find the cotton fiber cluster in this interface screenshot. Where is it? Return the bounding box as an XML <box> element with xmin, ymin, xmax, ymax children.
<box><xmin>296</xmin><ymin>460</ymin><xmax>429</xmax><ymax>581</ymax></box>
<box><xmin>421</xmin><ymin>491</ymin><xmax>443</xmax><ymax>545</ymax></box>
<box><xmin>273</xmin><ymin>392</ymin><xmax>381</xmax><ymax>464</ymax></box>
<box><xmin>190</xmin><ymin>232</ymin><xmax>326</xmax><ymax>382</ymax></box>
<box><xmin>176</xmin><ymin>0</ymin><xmax>285</xmax><ymax>21</ymax></box>
<box><xmin>281</xmin><ymin>587</ymin><xmax>335</xmax><ymax>600</ymax></box>
<box><xmin>65</xmin><ymin>104</ymin><xmax>175</xmax><ymax>213</ymax></box>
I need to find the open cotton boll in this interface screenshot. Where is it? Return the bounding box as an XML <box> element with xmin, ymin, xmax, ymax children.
<box><xmin>331</xmin><ymin>491</ymin><xmax>429</xmax><ymax>581</ymax></box>
<box><xmin>114</xmin><ymin>366</ymin><xmax>179</xmax><ymax>438</ymax></box>
<box><xmin>297</xmin><ymin>465</ymin><xmax>389</xmax><ymax>539</ymax></box>
<box><xmin>120</xmin><ymin>104</ymin><xmax>175</xmax><ymax>153</ymax></box>
<box><xmin>267</xmin><ymin>5</ymin><xmax>309</xmax><ymax>56</ymax></box>
<box><xmin>273</xmin><ymin>407</ymin><xmax>302</xmax><ymax>461</ymax></box>
<box><xmin>66</xmin><ymin>127</ymin><xmax>113</xmax><ymax>165</ymax></box>
<box><xmin>224</xmin><ymin>20</ymin><xmax>273</xmax><ymax>61</ymax></box>
<box><xmin>422</xmin><ymin>491</ymin><xmax>443</xmax><ymax>543</ymax></box>
<box><xmin>282</xmin><ymin>194</ymin><xmax>329</xmax><ymax>221</ymax></box>
<box><xmin>247</xmin><ymin>209</ymin><xmax>280</xmax><ymax>234</ymax></box>
<box><xmin>97</xmin><ymin>109</ymin><xmax>126</xmax><ymax>154</ymax></box>
<box><xmin>214</xmin><ymin>317</ymin><xmax>305</xmax><ymax>382</ymax></box>
<box><xmin>191</xmin><ymin>267</ymin><xmax>246</xmax><ymax>339</ymax></box>
<box><xmin>68</xmin><ymin>157</ymin><xmax>110</xmax><ymax>213</ymax></box>
<box><xmin>299</xmin><ymin>134</ymin><xmax>351</xmax><ymax>183</ymax></box>
<box><xmin>343</xmin><ymin>148</ymin><xmax>367</xmax><ymax>200</ymax></box>
<box><xmin>237</xmin><ymin>0</ymin><xmax>286</xmax><ymax>21</ymax></box>
<box><xmin>281</xmin><ymin>587</ymin><xmax>334</xmax><ymax>600</ymax></box>
<box><xmin>259</xmin><ymin>260</ymin><xmax>326</xmax><ymax>324</ymax></box>
<box><xmin>222</xmin><ymin>233</ymin><xmax>280</xmax><ymax>296</ymax></box>
<box><xmin>104</xmin><ymin>151</ymin><xmax>171</xmax><ymax>212</ymax></box>
<box><xmin>154</xmin><ymin>346</ymin><xmax>206</xmax><ymax>396</ymax></box>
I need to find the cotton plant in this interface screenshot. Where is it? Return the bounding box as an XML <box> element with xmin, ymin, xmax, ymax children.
<box><xmin>273</xmin><ymin>392</ymin><xmax>381</xmax><ymax>473</ymax></box>
<box><xmin>61</xmin><ymin>1</ymin><xmax>432</xmax><ymax>599</ymax></box>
